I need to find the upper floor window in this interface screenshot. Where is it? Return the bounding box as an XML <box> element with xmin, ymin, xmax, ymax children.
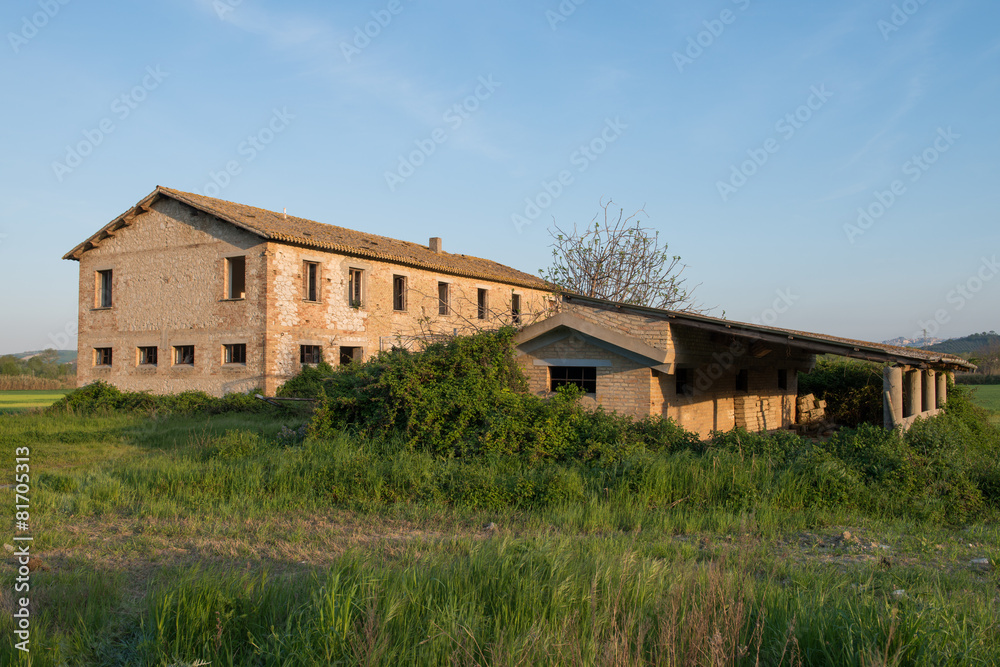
<box><xmin>94</xmin><ymin>347</ymin><xmax>112</xmax><ymax>367</ymax></box>
<box><xmin>348</xmin><ymin>268</ymin><xmax>363</xmax><ymax>308</ymax></box>
<box><xmin>393</xmin><ymin>275</ymin><xmax>407</xmax><ymax>311</ymax></box>
<box><xmin>511</xmin><ymin>293</ymin><xmax>521</xmax><ymax>325</ymax></box>
<box><xmin>477</xmin><ymin>288</ymin><xmax>488</xmax><ymax>320</ymax></box>
<box><xmin>438</xmin><ymin>282</ymin><xmax>450</xmax><ymax>316</ymax></box>
<box><xmin>138</xmin><ymin>346</ymin><xmax>158</xmax><ymax>366</ymax></box>
<box><xmin>226</xmin><ymin>256</ymin><xmax>246</xmax><ymax>300</ymax></box>
<box><xmin>224</xmin><ymin>343</ymin><xmax>246</xmax><ymax>365</ymax></box>
<box><xmin>303</xmin><ymin>261</ymin><xmax>320</xmax><ymax>302</ymax></box>
<box><xmin>96</xmin><ymin>269</ymin><xmax>113</xmax><ymax>308</ymax></box>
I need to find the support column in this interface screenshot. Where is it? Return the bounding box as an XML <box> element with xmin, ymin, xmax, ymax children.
<box><xmin>936</xmin><ymin>372</ymin><xmax>948</xmax><ymax>408</ymax></box>
<box><xmin>923</xmin><ymin>370</ymin><xmax>937</xmax><ymax>412</ymax></box>
<box><xmin>905</xmin><ymin>369</ymin><xmax>922</xmax><ymax>419</ymax></box>
<box><xmin>884</xmin><ymin>366</ymin><xmax>903</xmax><ymax>428</ymax></box>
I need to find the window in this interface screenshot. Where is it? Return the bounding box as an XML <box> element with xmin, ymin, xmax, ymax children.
<box><xmin>96</xmin><ymin>270</ymin><xmax>113</xmax><ymax>308</ymax></box>
<box><xmin>777</xmin><ymin>369</ymin><xmax>788</xmax><ymax>391</ymax></box>
<box><xmin>348</xmin><ymin>268</ymin><xmax>363</xmax><ymax>307</ymax></box>
<box><xmin>224</xmin><ymin>343</ymin><xmax>246</xmax><ymax>365</ymax></box>
<box><xmin>94</xmin><ymin>347</ymin><xmax>112</xmax><ymax>367</ymax></box>
<box><xmin>550</xmin><ymin>366</ymin><xmax>597</xmax><ymax>394</ymax></box>
<box><xmin>393</xmin><ymin>275</ymin><xmax>407</xmax><ymax>311</ymax></box>
<box><xmin>340</xmin><ymin>346</ymin><xmax>363</xmax><ymax>365</ymax></box>
<box><xmin>511</xmin><ymin>293</ymin><xmax>521</xmax><ymax>325</ymax></box>
<box><xmin>676</xmin><ymin>368</ymin><xmax>693</xmax><ymax>397</ymax></box>
<box><xmin>300</xmin><ymin>345</ymin><xmax>322</xmax><ymax>365</ymax></box>
<box><xmin>303</xmin><ymin>261</ymin><xmax>320</xmax><ymax>302</ymax></box>
<box><xmin>438</xmin><ymin>282</ymin><xmax>450</xmax><ymax>316</ymax></box>
<box><xmin>226</xmin><ymin>256</ymin><xmax>246</xmax><ymax>299</ymax></box>
<box><xmin>477</xmin><ymin>289</ymin><xmax>488</xmax><ymax>320</ymax></box>
<box><xmin>736</xmin><ymin>369</ymin><xmax>749</xmax><ymax>392</ymax></box>
<box><xmin>174</xmin><ymin>345</ymin><xmax>195</xmax><ymax>366</ymax></box>
<box><xmin>138</xmin><ymin>346</ymin><xmax>158</xmax><ymax>366</ymax></box>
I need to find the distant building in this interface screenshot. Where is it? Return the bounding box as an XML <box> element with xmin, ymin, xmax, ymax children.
<box><xmin>64</xmin><ymin>186</ymin><xmax>553</xmax><ymax>396</ymax></box>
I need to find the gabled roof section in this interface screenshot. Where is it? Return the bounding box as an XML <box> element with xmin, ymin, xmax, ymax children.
<box><xmin>559</xmin><ymin>294</ymin><xmax>976</xmax><ymax>372</ymax></box>
<box><xmin>63</xmin><ymin>186</ymin><xmax>553</xmax><ymax>290</ymax></box>
<box><xmin>514</xmin><ymin>312</ymin><xmax>670</xmax><ymax>364</ymax></box>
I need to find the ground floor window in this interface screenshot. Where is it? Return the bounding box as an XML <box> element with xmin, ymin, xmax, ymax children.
<box><xmin>94</xmin><ymin>347</ymin><xmax>112</xmax><ymax>367</ymax></box>
<box><xmin>300</xmin><ymin>345</ymin><xmax>322</xmax><ymax>365</ymax></box>
<box><xmin>174</xmin><ymin>346</ymin><xmax>195</xmax><ymax>366</ymax></box>
<box><xmin>224</xmin><ymin>343</ymin><xmax>247</xmax><ymax>365</ymax></box>
<box><xmin>138</xmin><ymin>346</ymin><xmax>158</xmax><ymax>366</ymax></box>
<box><xmin>340</xmin><ymin>346</ymin><xmax>363</xmax><ymax>365</ymax></box>
<box><xmin>549</xmin><ymin>366</ymin><xmax>596</xmax><ymax>394</ymax></box>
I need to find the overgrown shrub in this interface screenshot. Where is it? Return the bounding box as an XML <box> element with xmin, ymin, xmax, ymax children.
<box><xmin>276</xmin><ymin>361</ymin><xmax>337</xmax><ymax>399</ymax></box>
<box><xmin>798</xmin><ymin>357</ymin><xmax>884</xmax><ymax>426</ymax></box>
<box><xmin>49</xmin><ymin>381</ymin><xmax>277</xmax><ymax>416</ymax></box>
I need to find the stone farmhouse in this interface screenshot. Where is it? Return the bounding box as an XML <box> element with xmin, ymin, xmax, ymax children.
<box><xmin>64</xmin><ymin>186</ymin><xmax>554</xmax><ymax>396</ymax></box>
<box><xmin>65</xmin><ymin>186</ymin><xmax>974</xmax><ymax>438</ymax></box>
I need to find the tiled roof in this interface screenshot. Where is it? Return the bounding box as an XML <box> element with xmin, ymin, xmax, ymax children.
<box><xmin>64</xmin><ymin>186</ymin><xmax>553</xmax><ymax>290</ymax></box>
<box><xmin>560</xmin><ymin>294</ymin><xmax>977</xmax><ymax>371</ymax></box>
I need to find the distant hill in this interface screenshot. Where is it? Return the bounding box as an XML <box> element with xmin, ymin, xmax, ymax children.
<box><xmin>926</xmin><ymin>332</ymin><xmax>1000</xmax><ymax>356</ymax></box>
<box><xmin>882</xmin><ymin>336</ymin><xmax>942</xmax><ymax>349</ymax></box>
<box><xmin>11</xmin><ymin>349</ymin><xmax>77</xmax><ymax>365</ymax></box>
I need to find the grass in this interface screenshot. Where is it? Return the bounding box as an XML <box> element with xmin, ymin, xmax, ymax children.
<box><xmin>968</xmin><ymin>385</ymin><xmax>1000</xmax><ymax>424</ymax></box>
<box><xmin>1</xmin><ymin>410</ymin><xmax>999</xmax><ymax>665</ymax></box>
<box><xmin>0</xmin><ymin>389</ymin><xmax>72</xmax><ymax>414</ymax></box>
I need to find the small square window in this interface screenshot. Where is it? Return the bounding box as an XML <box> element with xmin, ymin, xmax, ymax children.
<box><xmin>174</xmin><ymin>345</ymin><xmax>195</xmax><ymax>366</ymax></box>
<box><xmin>303</xmin><ymin>261</ymin><xmax>320</xmax><ymax>302</ymax></box>
<box><xmin>348</xmin><ymin>268</ymin><xmax>363</xmax><ymax>308</ymax></box>
<box><xmin>138</xmin><ymin>346</ymin><xmax>158</xmax><ymax>366</ymax></box>
<box><xmin>94</xmin><ymin>347</ymin><xmax>112</xmax><ymax>367</ymax></box>
<box><xmin>226</xmin><ymin>257</ymin><xmax>246</xmax><ymax>299</ymax></box>
<box><xmin>340</xmin><ymin>346</ymin><xmax>363</xmax><ymax>365</ymax></box>
<box><xmin>96</xmin><ymin>270</ymin><xmax>113</xmax><ymax>308</ymax></box>
<box><xmin>393</xmin><ymin>275</ymin><xmax>407</xmax><ymax>311</ymax></box>
<box><xmin>438</xmin><ymin>282</ymin><xmax>450</xmax><ymax>316</ymax></box>
<box><xmin>300</xmin><ymin>345</ymin><xmax>322</xmax><ymax>365</ymax></box>
<box><xmin>736</xmin><ymin>369</ymin><xmax>749</xmax><ymax>392</ymax></box>
<box><xmin>778</xmin><ymin>369</ymin><xmax>788</xmax><ymax>391</ymax></box>
<box><xmin>477</xmin><ymin>288</ymin><xmax>488</xmax><ymax>320</ymax></box>
<box><xmin>224</xmin><ymin>343</ymin><xmax>246</xmax><ymax>365</ymax></box>
<box><xmin>549</xmin><ymin>366</ymin><xmax>596</xmax><ymax>394</ymax></box>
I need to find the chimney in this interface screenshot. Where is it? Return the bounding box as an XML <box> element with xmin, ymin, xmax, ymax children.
<box><xmin>429</xmin><ymin>237</ymin><xmax>442</xmax><ymax>253</ymax></box>
<box><xmin>283</xmin><ymin>208</ymin><xmax>287</xmax><ymax>219</ymax></box>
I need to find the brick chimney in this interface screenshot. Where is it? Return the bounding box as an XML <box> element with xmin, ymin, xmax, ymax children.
<box><xmin>429</xmin><ymin>237</ymin><xmax>442</xmax><ymax>253</ymax></box>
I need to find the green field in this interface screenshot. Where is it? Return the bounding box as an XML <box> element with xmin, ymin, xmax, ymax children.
<box><xmin>0</xmin><ymin>389</ymin><xmax>71</xmax><ymax>413</ymax></box>
<box><xmin>969</xmin><ymin>385</ymin><xmax>1000</xmax><ymax>422</ymax></box>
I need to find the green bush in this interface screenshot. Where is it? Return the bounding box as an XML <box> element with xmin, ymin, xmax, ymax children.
<box><xmin>798</xmin><ymin>358</ymin><xmax>884</xmax><ymax>426</ymax></box>
<box><xmin>49</xmin><ymin>381</ymin><xmax>276</xmax><ymax>416</ymax></box>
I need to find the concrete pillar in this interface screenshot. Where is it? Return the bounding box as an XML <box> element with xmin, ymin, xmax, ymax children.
<box><xmin>936</xmin><ymin>372</ymin><xmax>948</xmax><ymax>408</ymax></box>
<box><xmin>905</xmin><ymin>369</ymin><xmax>922</xmax><ymax>418</ymax></box>
<box><xmin>923</xmin><ymin>370</ymin><xmax>936</xmax><ymax>412</ymax></box>
<box><xmin>884</xmin><ymin>366</ymin><xmax>903</xmax><ymax>428</ymax></box>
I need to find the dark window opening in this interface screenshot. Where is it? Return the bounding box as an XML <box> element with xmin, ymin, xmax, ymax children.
<box><xmin>94</xmin><ymin>347</ymin><xmax>112</xmax><ymax>367</ymax></box>
<box><xmin>227</xmin><ymin>256</ymin><xmax>246</xmax><ymax>299</ymax></box>
<box><xmin>340</xmin><ymin>346</ymin><xmax>363</xmax><ymax>365</ymax></box>
<box><xmin>777</xmin><ymin>369</ymin><xmax>788</xmax><ymax>391</ymax></box>
<box><xmin>174</xmin><ymin>345</ymin><xmax>194</xmax><ymax>366</ymax></box>
<box><xmin>303</xmin><ymin>261</ymin><xmax>320</xmax><ymax>302</ymax></box>
<box><xmin>511</xmin><ymin>293</ymin><xmax>521</xmax><ymax>325</ymax></box>
<box><xmin>300</xmin><ymin>345</ymin><xmax>322</xmax><ymax>365</ymax></box>
<box><xmin>96</xmin><ymin>269</ymin><xmax>113</xmax><ymax>308</ymax></box>
<box><xmin>477</xmin><ymin>288</ymin><xmax>488</xmax><ymax>320</ymax></box>
<box><xmin>676</xmin><ymin>368</ymin><xmax>693</xmax><ymax>397</ymax></box>
<box><xmin>736</xmin><ymin>369</ymin><xmax>749</xmax><ymax>392</ymax></box>
<box><xmin>393</xmin><ymin>275</ymin><xmax>407</xmax><ymax>311</ymax></box>
<box><xmin>224</xmin><ymin>343</ymin><xmax>247</xmax><ymax>365</ymax></box>
<box><xmin>138</xmin><ymin>346</ymin><xmax>157</xmax><ymax>366</ymax></box>
<box><xmin>550</xmin><ymin>366</ymin><xmax>597</xmax><ymax>394</ymax></box>
<box><xmin>438</xmin><ymin>282</ymin><xmax>450</xmax><ymax>315</ymax></box>
<box><xmin>348</xmin><ymin>269</ymin><xmax>363</xmax><ymax>307</ymax></box>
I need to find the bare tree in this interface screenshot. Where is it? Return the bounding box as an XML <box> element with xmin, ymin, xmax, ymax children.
<box><xmin>540</xmin><ymin>198</ymin><xmax>703</xmax><ymax>312</ymax></box>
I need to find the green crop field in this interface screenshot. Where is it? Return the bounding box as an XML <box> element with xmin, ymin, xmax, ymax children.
<box><xmin>0</xmin><ymin>389</ymin><xmax>71</xmax><ymax>413</ymax></box>
<box><xmin>968</xmin><ymin>385</ymin><xmax>1000</xmax><ymax>424</ymax></box>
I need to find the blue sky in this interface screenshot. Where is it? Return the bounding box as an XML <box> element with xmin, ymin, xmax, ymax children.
<box><xmin>1</xmin><ymin>0</ymin><xmax>998</xmax><ymax>354</ymax></box>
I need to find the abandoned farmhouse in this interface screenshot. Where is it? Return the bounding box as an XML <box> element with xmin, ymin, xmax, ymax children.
<box><xmin>65</xmin><ymin>186</ymin><xmax>974</xmax><ymax>438</ymax></box>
